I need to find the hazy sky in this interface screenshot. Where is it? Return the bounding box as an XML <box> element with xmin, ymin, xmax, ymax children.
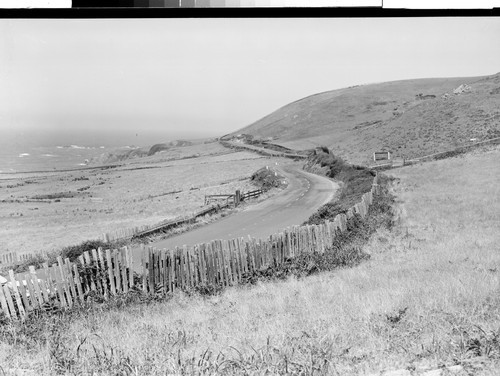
<box><xmin>1</xmin><ymin>18</ymin><xmax>499</xmax><ymax>146</ymax></box>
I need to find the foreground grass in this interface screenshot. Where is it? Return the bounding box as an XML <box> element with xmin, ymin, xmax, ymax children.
<box><xmin>1</xmin><ymin>147</ymin><xmax>500</xmax><ymax>375</ymax></box>
<box><xmin>0</xmin><ymin>182</ymin><xmax>391</xmax><ymax>375</ymax></box>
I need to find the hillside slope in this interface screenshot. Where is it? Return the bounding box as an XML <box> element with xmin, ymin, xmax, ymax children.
<box><xmin>232</xmin><ymin>73</ymin><xmax>500</xmax><ymax>165</ymax></box>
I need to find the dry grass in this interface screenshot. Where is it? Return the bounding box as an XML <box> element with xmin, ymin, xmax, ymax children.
<box><xmin>234</xmin><ymin>73</ymin><xmax>500</xmax><ymax>165</ymax></box>
<box><xmin>0</xmin><ymin>144</ymin><xmax>277</xmax><ymax>256</ymax></box>
<box><xmin>1</xmin><ymin>146</ymin><xmax>499</xmax><ymax>375</ymax></box>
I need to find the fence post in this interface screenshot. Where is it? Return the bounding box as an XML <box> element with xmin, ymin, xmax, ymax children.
<box><xmin>14</xmin><ymin>273</ymin><xmax>29</xmax><ymax>313</ymax></box>
<box><xmin>106</xmin><ymin>249</ymin><xmax>116</xmax><ymax>295</ymax></box>
<box><xmin>175</xmin><ymin>246</ymin><xmax>183</xmax><ymax>289</ymax></box>
<box><xmin>96</xmin><ymin>248</ymin><xmax>108</xmax><ymax>298</ymax></box>
<box><xmin>205</xmin><ymin>242</ymin><xmax>214</xmax><ymax>286</ymax></box>
<box><xmin>338</xmin><ymin>214</ymin><xmax>347</xmax><ymax>232</ymax></box>
<box><xmin>63</xmin><ymin>260</ymin><xmax>77</xmax><ymax>305</ymax></box>
<box><xmin>0</xmin><ymin>284</ymin><xmax>11</xmax><ymax>319</ymax></box>
<box><xmin>211</xmin><ymin>241</ymin><xmax>218</xmax><ymax>285</ymax></box>
<box><xmin>160</xmin><ymin>249</ymin><xmax>167</xmax><ymax>294</ymax></box>
<box><xmin>2</xmin><ymin>284</ymin><xmax>16</xmax><ymax>319</ymax></box>
<box><xmin>120</xmin><ymin>247</ymin><xmax>129</xmax><ymax>293</ymax></box>
<box><xmin>73</xmin><ymin>263</ymin><xmax>84</xmax><ymax>303</ymax></box>
<box><xmin>169</xmin><ymin>249</ymin><xmax>175</xmax><ymax>292</ymax></box>
<box><xmin>8</xmin><ymin>270</ymin><xmax>25</xmax><ymax>318</ymax></box>
<box><xmin>58</xmin><ymin>256</ymin><xmax>73</xmax><ymax>308</ymax></box>
<box><xmin>197</xmin><ymin>244</ymin><xmax>206</xmax><ymax>285</ymax></box>
<box><xmin>148</xmin><ymin>247</ymin><xmax>154</xmax><ymax>293</ymax></box>
<box><xmin>52</xmin><ymin>263</ymin><xmax>67</xmax><ymax>309</ymax></box>
<box><xmin>28</xmin><ymin>266</ymin><xmax>42</xmax><ymax>307</ymax></box>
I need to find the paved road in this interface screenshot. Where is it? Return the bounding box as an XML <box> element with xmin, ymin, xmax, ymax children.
<box><xmin>144</xmin><ymin>163</ymin><xmax>337</xmax><ymax>252</ymax></box>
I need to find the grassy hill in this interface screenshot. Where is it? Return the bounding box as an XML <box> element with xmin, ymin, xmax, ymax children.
<box><xmin>4</xmin><ymin>145</ymin><xmax>498</xmax><ymax>374</ymax></box>
<box><xmin>232</xmin><ymin>73</ymin><xmax>500</xmax><ymax>165</ymax></box>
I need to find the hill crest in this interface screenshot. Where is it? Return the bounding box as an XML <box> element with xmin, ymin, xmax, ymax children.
<box><xmin>232</xmin><ymin>73</ymin><xmax>500</xmax><ymax>165</ymax></box>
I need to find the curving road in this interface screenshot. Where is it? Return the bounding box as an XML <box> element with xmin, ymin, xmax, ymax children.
<box><xmin>146</xmin><ymin>163</ymin><xmax>338</xmax><ymax>251</ymax></box>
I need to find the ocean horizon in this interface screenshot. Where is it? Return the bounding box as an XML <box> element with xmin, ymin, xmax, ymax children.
<box><xmin>0</xmin><ymin>129</ymin><xmax>212</xmax><ymax>174</ymax></box>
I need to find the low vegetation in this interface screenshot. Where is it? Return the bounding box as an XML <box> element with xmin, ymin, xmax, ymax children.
<box><xmin>250</xmin><ymin>167</ymin><xmax>287</xmax><ymax>191</ymax></box>
<box><xmin>147</xmin><ymin>140</ymin><xmax>193</xmax><ymax>156</ymax></box>
<box><xmin>303</xmin><ymin>147</ymin><xmax>375</xmax><ymax>225</ymax></box>
<box><xmin>2</xmin><ymin>239</ymin><xmax>126</xmax><ymax>275</ymax></box>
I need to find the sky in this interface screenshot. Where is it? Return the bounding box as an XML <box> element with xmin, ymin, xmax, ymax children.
<box><xmin>1</xmin><ymin>17</ymin><xmax>499</xmax><ymax>147</ymax></box>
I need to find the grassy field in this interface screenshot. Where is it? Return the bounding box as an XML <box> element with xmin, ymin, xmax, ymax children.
<box><xmin>231</xmin><ymin>73</ymin><xmax>500</xmax><ymax>165</ymax></box>
<box><xmin>1</xmin><ymin>146</ymin><xmax>498</xmax><ymax>375</ymax></box>
<box><xmin>0</xmin><ymin>142</ymin><xmax>277</xmax><ymax>257</ymax></box>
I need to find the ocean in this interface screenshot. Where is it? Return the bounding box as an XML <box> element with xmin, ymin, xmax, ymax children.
<box><xmin>0</xmin><ymin>144</ymin><xmax>117</xmax><ymax>174</ymax></box>
<box><xmin>0</xmin><ymin>129</ymin><xmax>215</xmax><ymax>175</ymax></box>
<box><xmin>0</xmin><ymin>131</ymin><xmax>152</xmax><ymax>174</ymax></box>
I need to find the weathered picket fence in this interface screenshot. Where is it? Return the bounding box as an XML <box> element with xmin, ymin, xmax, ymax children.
<box><xmin>136</xmin><ymin>179</ymin><xmax>377</xmax><ymax>294</ymax></box>
<box><xmin>0</xmin><ymin>247</ymin><xmax>133</xmax><ymax>320</ymax></box>
<box><xmin>1</xmin><ymin>174</ymin><xmax>380</xmax><ymax>320</ymax></box>
<box><xmin>0</xmin><ymin>252</ymin><xmax>17</xmax><ymax>266</ymax></box>
<box><xmin>0</xmin><ymin>251</ymin><xmax>41</xmax><ymax>267</ymax></box>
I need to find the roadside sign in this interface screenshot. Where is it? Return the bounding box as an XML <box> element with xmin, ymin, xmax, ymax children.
<box><xmin>373</xmin><ymin>151</ymin><xmax>391</xmax><ymax>162</ymax></box>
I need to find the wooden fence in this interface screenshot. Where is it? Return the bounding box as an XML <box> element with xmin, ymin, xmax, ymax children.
<box><xmin>0</xmin><ymin>252</ymin><xmax>17</xmax><ymax>266</ymax></box>
<box><xmin>0</xmin><ymin>175</ymin><xmax>379</xmax><ymax>320</ymax></box>
<box><xmin>204</xmin><ymin>194</ymin><xmax>236</xmax><ymax>206</ymax></box>
<box><xmin>103</xmin><ymin>188</ymin><xmax>264</xmax><ymax>243</ymax></box>
<box><xmin>371</xmin><ymin>136</ymin><xmax>500</xmax><ymax>170</ymax></box>
<box><xmin>221</xmin><ymin>141</ymin><xmax>308</xmax><ymax>160</ymax></box>
<box><xmin>103</xmin><ymin>203</ymin><xmax>228</xmax><ymax>243</ymax></box>
<box><xmin>0</xmin><ymin>252</ymin><xmax>40</xmax><ymax>267</ymax></box>
<box><xmin>241</xmin><ymin>189</ymin><xmax>263</xmax><ymax>201</ymax></box>
<box><xmin>0</xmin><ymin>247</ymin><xmax>133</xmax><ymax>320</ymax></box>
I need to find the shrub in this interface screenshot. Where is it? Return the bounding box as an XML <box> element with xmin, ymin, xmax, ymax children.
<box><xmin>303</xmin><ymin>148</ymin><xmax>375</xmax><ymax>225</ymax></box>
<box><xmin>250</xmin><ymin>168</ymin><xmax>286</xmax><ymax>191</ymax></box>
<box><xmin>5</xmin><ymin>239</ymin><xmax>125</xmax><ymax>274</ymax></box>
<box><xmin>60</xmin><ymin>240</ymin><xmax>111</xmax><ymax>261</ymax></box>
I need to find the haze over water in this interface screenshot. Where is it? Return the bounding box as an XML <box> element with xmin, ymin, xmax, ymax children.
<box><xmin>0</xmin><ymin>129</ymin><xmax>210</xmax><ymax>173</ymax></box>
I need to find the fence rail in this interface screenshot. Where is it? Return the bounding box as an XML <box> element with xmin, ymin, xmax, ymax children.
<box><xmin>132</xmin><ymin>204</ymin><xmax>227</xmax><ymax>239</ymax></box>
<box><xmin>103</xmin><ymin>204</ymin><xmax>228</xmax><ymax>243</ymax></box>
<box><xmin>104</xmin><ymin>189</ymin><xmax>263</xmax><ymax>244</ymax></box>
<box><xmin>370</xmin><ymin>136</ymin><xmax>500</xmax><ymax>170</ymax></box>
<box><xmin>204</xmin><ymin>194</ymin><xmax>235</xmax><ymax>206</ymax></box>
<box><xmin>241</xmin><ymin>189</ymin><xmax>263</xmax><ymax>201</ymax></box>
<box><xmin>0</xmin><ymin>175</ymin><xmax>379</xmax><ymax>320</ymax></box>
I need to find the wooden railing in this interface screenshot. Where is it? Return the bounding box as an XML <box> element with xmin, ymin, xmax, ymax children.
<box><xmin>241</xmin><ymin>189</ymin><xmax>263</xmax><ymax>201</ymax></box>
<box><xmin>103</xmin><ymin>188</ymin><xmax>263</xmax><ymax>244</ymax></box>
<box><xmin>204</xmin><ymin>194</ymin><xmax>235</xmax><ymax>206</ymax></box>
<box><xmin>204</xmin><ymin>188</ymin><xmax>263</xmax><ymax>206</ymax></box>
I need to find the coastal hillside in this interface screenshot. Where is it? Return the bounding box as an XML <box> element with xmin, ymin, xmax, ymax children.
<box><xmin>232</xmin><ymin>73</ymin><xmax>500</xmax><ymax>165</ymax></box>
<box><xmin>88</xmin><ymin>140</ymin><xmax>195</xmax><ymax>165</ymax></box>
